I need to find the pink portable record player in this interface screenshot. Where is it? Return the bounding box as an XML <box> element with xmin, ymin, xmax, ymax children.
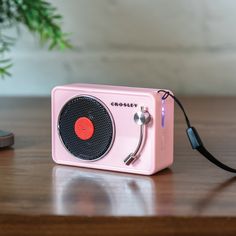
<box><xmin>51</xmin><ymin>83</ymin><xmax>174</xmax><ymax>175</ymax></box>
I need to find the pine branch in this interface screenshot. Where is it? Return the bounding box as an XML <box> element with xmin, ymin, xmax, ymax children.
<box><xmin>0</xmin><ymin>0</ymin><xmax>72</xmax><ymax>78</ymax></box>
<box><xmin>0</xmin><ymin>33</ymin><xmax>14</xmax><ymax>78</ymax></box>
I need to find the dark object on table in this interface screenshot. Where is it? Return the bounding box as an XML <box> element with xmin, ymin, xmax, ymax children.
<box><xmin>0</xmin><ymin>130</ymin><xmax>14</xmax><ymax>148</ymax></box>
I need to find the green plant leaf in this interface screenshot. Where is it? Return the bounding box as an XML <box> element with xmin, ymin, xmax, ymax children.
<box><xmin>0</xmin><ymin>0</ymin><xmax>73</xmax><ymax>78</ymax></box>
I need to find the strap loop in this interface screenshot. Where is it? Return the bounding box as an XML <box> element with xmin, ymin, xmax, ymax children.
<box><xmin>158</xmin><ymin>90</ymin><xmax>236</xmax><ymax>173</ymax></box>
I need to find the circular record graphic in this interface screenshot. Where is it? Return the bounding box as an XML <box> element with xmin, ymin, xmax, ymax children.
<box><xmin>58</xmin><ymin>96</ymin><xmax>114</xmax><ymax>161</ymax></box>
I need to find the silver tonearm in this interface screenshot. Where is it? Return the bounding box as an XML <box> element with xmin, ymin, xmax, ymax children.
<box><xmin>124</xmin><ymin>106</ymin><xmax>151</xmax><ymax>165</ymax></box>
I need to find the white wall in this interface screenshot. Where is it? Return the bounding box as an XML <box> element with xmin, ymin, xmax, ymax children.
<box><xmin>1</xmin><ymin>0</ymin><xmax>236</xmax><ymax>96</ymax></box>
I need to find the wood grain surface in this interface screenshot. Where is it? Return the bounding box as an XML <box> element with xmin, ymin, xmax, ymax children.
<box><xmin>0</xmin><ymin>97</ymin><xmax>236</xmax><ymax>235</ymax></box>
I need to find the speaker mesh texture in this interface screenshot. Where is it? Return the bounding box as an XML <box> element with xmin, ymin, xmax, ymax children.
<box><xmin>58</xmin><ymin>96</ymin><xmax>114</xmax><ymax>160</ymax></box>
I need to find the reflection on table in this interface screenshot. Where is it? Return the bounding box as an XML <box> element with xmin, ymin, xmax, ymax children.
<box><xmin>52</xmin><ymin>166</ymin><xmax>174</xmax><ymax>216</ymax></box>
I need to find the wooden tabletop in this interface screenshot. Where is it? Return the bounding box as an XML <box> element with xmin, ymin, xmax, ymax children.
<box><xmin>0</xmin><ymin>97</ymin><xmax>236</xmax><ymax>235</ymax></box>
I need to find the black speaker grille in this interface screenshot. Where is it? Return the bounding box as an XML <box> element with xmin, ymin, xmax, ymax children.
<box><xmin>58</xmin><ymin>96</ymin><xmax>114</xmax><ymax>160</ymax></box>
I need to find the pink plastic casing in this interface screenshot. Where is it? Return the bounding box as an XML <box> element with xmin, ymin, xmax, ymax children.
<box><xmin>51</xmin><ymin>83</ymin><xmax>174</xmax><ymax>175</ymax></box>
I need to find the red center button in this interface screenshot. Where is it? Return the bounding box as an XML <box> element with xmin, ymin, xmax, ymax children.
<box><xmin>74</xmin><ymin>117</ymin><xmax>94</xmax><ymax>140</ymax></box>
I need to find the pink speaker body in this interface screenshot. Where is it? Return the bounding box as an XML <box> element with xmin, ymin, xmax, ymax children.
<box><xmin>51</xmin><ymin>83</ymin><xmax>174</xmax><ymax>175</ymax></box>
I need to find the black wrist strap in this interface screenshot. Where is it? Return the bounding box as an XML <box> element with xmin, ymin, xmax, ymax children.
<box><xmin>158</xmin><ymin>90</ymin><xmax>236</xmax><ymax>173</ymax></box>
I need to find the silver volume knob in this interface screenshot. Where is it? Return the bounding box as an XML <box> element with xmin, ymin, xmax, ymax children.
<box><xmin>134</xmin><ymin>107</ymin><xmax>151</xmax><ymax>125</ymax></box>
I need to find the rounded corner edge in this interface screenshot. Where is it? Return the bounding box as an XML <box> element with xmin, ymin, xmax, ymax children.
<box><xmin>51</xmin><ymin>86</ymin><xmax>60</xmax><ymax>98</ymax></box>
